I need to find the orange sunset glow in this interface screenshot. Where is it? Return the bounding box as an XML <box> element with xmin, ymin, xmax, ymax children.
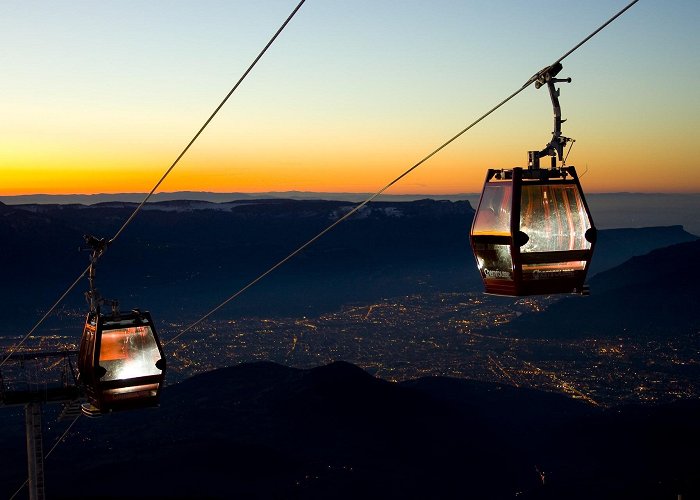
<box><xmin>2</xmin><ymin>1</ymin><xmax>698</xmax><ymax>197</ymax></box>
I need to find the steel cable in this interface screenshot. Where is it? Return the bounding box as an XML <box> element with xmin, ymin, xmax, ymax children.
<box><xmin>8</xmin><ymin>414</ymin><xmax>82</xmax><ymax>500</ymax></box>
<box><xmin>166</xmin><ymin>0</ymin><xmax>640</xmax><ymax>346</ymax></box>
<box><xmin>1</xmin><ymin>1</ymin><xmax>640</xmax><ymax>494</ymax></box>
<box><xmin>0</xmin><ymin>0</ymin><xmax>307</xmax><ymax>368</ymax></box>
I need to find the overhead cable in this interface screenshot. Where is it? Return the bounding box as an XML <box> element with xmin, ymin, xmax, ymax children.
<box><xmin>0</xmin><ymin>267</ymin><xmax>90</xmax><ymax>369</ymax></box>
<box><xmin>0</xmin><ymin>0</ymin><xmax>307</xmax><ymax>368</ymax></box>
<box><xmin>9</xmin><ymin>414</ymin><xmax>82</xmax><ymax>500</ymax></box>
<box><xmin>554</xmin><ymin>0</ymin><xmax>639</xmax><ymax>67</ymax></box>
<box><xmin>164</xmin><ymin>83</ymin><xmax>529</xmax><ymax>345</ymax></box>
<box><xmin>109</xmin><ymin>0</ymin><xmax>307</xmax><ymax>246</ymax></box>
<box><xmin>166</xmin><ymin>0</ymin><xmax>641</xmax><ymax>346</ymax></box>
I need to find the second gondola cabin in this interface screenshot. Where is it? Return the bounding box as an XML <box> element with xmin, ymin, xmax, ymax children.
<box><xmin>470</xmin><ymin>166</ymin><xmax>596</xmax><ymax>296</ymax></box>
<box><xmin>470</xmin><ymin>62</ymin><xmax>597</xmax><ymax>296</ymax></box>
<box><xmin>78</xmin><ymin>309</ymin><xmax>166</xmax><ymax>414</ymax></box>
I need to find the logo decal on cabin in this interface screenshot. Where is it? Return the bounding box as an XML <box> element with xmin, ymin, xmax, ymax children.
<box><xmin>484</xmin><ymin>269</ymin><xmax>512</xmax><ymax>279</ymax></box>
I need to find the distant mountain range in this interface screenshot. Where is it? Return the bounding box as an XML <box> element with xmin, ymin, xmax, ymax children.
<box><xmin>2</xmin><ymin>191</ymin><xmax>699</xmax><ymax>234</ymax></box>
<box><xmin>0</xmin><ymin>191</ymin><xmax>475</xmax><ymax>205</ymax></box>
<box><xmin>0</xmin><ymin>199</ymin><xmax>696</xmax><ymax>337</ymax></box>
<box><xmin>2</xmin><ymin>198</ymin><xmax>699</xmax><ymax>499</ymax></box>
<box><xmin>0</xmin><ymin>199</ymin><xmax>476</xmax><ymax>332</ymax></box>
<box><xmin>588</xmin><ymin>225</ymin><xmax>697</xmax><ymax>276</ymax></box>
<box><xmin>1</xmin><ymin>360</ymin><xmax>697</xmax><ymax>499</ymax></box>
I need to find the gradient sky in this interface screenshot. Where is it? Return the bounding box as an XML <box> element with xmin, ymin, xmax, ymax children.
<box><xmin>2</xmin><ymin>0</ymin><xmax>699</xmax><ymax>196</ymax></box>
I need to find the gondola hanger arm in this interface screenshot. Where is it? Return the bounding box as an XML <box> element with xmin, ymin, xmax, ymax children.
<box><xmin>528</xmin><ymin>62</ymin><xmax>573</xmax><ymax>170</ymax></box>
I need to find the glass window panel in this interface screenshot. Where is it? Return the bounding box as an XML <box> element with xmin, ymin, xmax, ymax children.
<box><xmin>519</xmin><ymin>184</ymin><xmax>591</xmax><ymax>253</ymax></box>
<box><xmin>99</xmin><ymin>326</ymin><xmax>162</xmax><ymax>381</ymax></box>
<box><xmin>473</xmin><ymin>243</ymin><xmax>514</xmax><ymax>281</ymax></box>
<box><xmin>473</xmin><ymin>184</ymin><xmax>512</xmax><ymax>236</ymax></box>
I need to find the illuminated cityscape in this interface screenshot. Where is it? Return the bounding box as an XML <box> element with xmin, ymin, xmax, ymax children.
<box><xmin>5</xmin><ymin>292</ymin><xmax>698</xmax><ymax>409</ymax></box>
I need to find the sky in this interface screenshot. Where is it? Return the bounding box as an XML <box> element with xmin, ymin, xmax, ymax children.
<box><xmin>2</xmin><ymin>0</ymin><xmax>699</xmax><ymax>196</ymax></box>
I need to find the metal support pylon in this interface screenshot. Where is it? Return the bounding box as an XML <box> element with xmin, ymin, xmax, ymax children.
<box><xmin>2</xmin><ymin>350</ymin><xmax>80</xmax><ymax>499</ymax></box>
<box><xmin>25</xmin><ymin>401</ymin><xmax>45</xmax><ymax>500</ymax></box>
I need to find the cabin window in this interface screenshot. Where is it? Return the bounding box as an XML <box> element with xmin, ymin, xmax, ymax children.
<box><xmin>473</xmin><ymin>184</ymin><xmax>512</xmax><ymax>237</ymax></box>
<box><xmin>474</xmin><ymin>243</ymin><xmax>513</xmax><ymax>281</ymax></box>
<box><xmin>519</xmin><ymin>184</ymin><xmax>591</xmax><ymax>253</ymax></box>
<box><xmin>99</xmin><ymin>326</ymin><xmax>162</xmax><ymax>381</ymax></box>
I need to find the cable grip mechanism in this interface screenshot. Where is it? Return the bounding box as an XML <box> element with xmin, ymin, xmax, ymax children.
<box><xmin>527</xmin><ymin>62</ymin><xmax>574</xmax><ymax>174</ymax></box>
<box><xmin>81</xmin><ymin>235</ymin><xmax>117</xmax><ymax>315</ymax></box>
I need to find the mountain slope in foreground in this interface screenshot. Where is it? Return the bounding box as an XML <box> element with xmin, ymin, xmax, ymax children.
<box><xmin>507</xmin><ymin>238</ymin><xmax>700</xmax><ymax>339</ymax></box>
<box><xmin>1</xmin><ymin>361</ymin><xmax>697</xmax><ymax>499</ymax></box>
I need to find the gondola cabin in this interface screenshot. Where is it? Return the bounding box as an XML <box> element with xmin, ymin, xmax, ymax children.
<box><xmin>470</xmin><ymin>166</ymin><xmax>596</xmax><ymax>296</ymax></box>
<box><xmin>78</xmin><ymin>309</ymin><xmax>166</xmax><ymax>414</ymax></box>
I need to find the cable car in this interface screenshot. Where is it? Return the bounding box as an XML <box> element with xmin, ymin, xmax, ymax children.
<box><xmin>470</xmin><ymin>63</ymin><xmax>597</xmax><ymax>296</ymax></box>
<box><xmin>471</xmin><ymin>166</ymin><xmax>595</xmax><ymax>295</ymax></box>
<box><xmin>78</xmin><ymin>309</ymin><xmax>166</xmax><ymax>415</ymax></box>
<box><xmin>77</xmin><ymin>235</ymin><xmax>166</xmax><ymax>415</ymax></box>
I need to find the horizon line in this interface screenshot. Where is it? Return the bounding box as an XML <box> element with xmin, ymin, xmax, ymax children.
<box><xmin>2</xmin><ymin>189</ymin><xmax>700</xmax><ymax>199</ymax></box>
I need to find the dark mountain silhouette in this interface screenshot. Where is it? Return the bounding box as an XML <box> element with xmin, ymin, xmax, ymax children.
<box><xmin>507</xmin><ymin>239</ymin><xmax>700</xmax><ymax>338</ymax></box>
<box><xmin>1</xmin><ymin>361</ymin><xmax>697</xmax><ymax>499</ymax></box>
<box><xmin>0</xmin><ymin>202</ymin><xmax>87</xmax><ymax>332</ymax></box>
<box><xmin>3</xmin><ymin>191</ymin><xmax>700</xmax><ymax>235</ymax></box>
<box><xmin>0</xmin><ymin>191</ymin><xmax>476</xmax><ymax>205</ymax></box>
<box><xmin>0</xmin><ymin>199</ymin><xmax>695</xmax><ymax>337</ymax></box>
<box><xmin>2</xmin><ymin>199</ymin><xmax>698</xmax><ymax>499</ymax></box>
<box><xmin>588</xmin><ymin>225</ymin><xmax>697</xmax><ymax>277</ymax></box>
<box><xmin>0</xmin><ymin>199</ymin><xmax>476</xmax><ymax>335</ymax></box>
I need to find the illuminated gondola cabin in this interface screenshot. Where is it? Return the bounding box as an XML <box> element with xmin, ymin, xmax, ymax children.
<box><xmin>470</xmin><ymin>166</ymin><xmax>596</xmax><ymax>296</ymax></box>
<box><xmin>78</xmin><ymin>309</ymin><xmax>166</xmax><ymax>414</ymax></box>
